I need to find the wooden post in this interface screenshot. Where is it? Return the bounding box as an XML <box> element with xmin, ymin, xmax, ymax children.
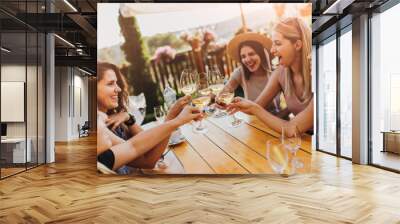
<box><xmin>191</xmin><ymin>38</ymin><xmax>205</xmax><ymax>74</ymax></box>
<box><xmin>239</xmin><ymin>3</ymin><xmax>247</xmax><ymax>32</ymax></box>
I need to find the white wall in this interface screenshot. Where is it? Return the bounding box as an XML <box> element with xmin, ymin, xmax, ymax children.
<box><xmin>1</xmin><ymin>65</ymin><xmax>31</xmax><ymax>138</ymax></box>
<box><xmin>54</xmin><ymin>67</ymin><xmax>89</xmax><ymax>141</ymax></box>
<box><xmin>72</xmin><ymin>73</ymin><xmax>89</xmax><ymax>138</ymax></box>
<box><xmin>55</xmin><ymin>67</ymin><xmax>69</xmax><ymax>141</ymax></box>
<box><xmin>1</xmin><ymin>64</ymin><xmax>45</xmax><ymax>164</ymax></box>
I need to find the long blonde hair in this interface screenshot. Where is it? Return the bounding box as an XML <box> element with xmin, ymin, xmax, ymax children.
<box><xmin>274</xmin><ymin>17</ymin><xmax>312</xmax><ymax>100</ymax></box>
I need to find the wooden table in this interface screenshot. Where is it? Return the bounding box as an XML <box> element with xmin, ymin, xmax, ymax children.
<box><xmin>142</xmin><ymin>112</ymin><xmax>312</xmax><ymax>175</ymax></box>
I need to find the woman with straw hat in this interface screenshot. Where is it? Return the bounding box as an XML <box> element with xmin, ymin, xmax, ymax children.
<box><xmin>227</xmin><ymin>17</ymin><xmax>313</xmax><ymax>137</ymax></box>
<box><xmin>223</xmin><ymin>32</ymin><xmax>285</xmax><ymax>115</ymax></box>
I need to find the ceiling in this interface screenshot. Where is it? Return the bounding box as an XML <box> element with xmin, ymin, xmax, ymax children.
<box><xmin>0</xmin><ymin>0</ymin><xmax>98</xmax><ymax>73</ymax></box>
<box><xmin>0</xmin><ymin>0</ymin><xmax>394</xmax><ymax>74</ymax></box>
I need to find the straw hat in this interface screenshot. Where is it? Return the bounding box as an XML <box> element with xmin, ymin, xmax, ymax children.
<box><xmin>227</xmin><ymin>32</ymin><xmax>272</xmax><ymax>62</ymax></box>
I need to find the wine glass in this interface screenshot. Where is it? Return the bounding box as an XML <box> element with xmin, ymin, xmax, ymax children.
<box><xmin>132</xmin><ymin>93</ymin><xmax>147</xmax><ymax>118</ymax></box>
<box><xmin>208</xmin><ymin>66</ymin><xmax>225</xmax><ymax>94</ymax></box>
<box><xmin>157</xmin><ymin>148</ymin><xmax>170</xmax><ymax>169</ymax></box>
<box><xmin>266</xmin><ymin>140</ymin><xmax>288</xmax><ymax>175</ymax></box>
<box><xmin>192</xmin><ymin>72</ymin><xmax>211</xmax><ymax>134</ymax></box>
<box><xmin>180</xmin><ymin>69</ymin><xmax>198</xmax><ymax>96</ymax></box>
<box><xmin>154</xmin><ymin>106</ymin><xmax>166</xmax><ymax>124</ymax></box>
<box><xmin>281</xmin><ymin>125</ymin><xmax>303</xmax><ymax>173</ymax></box>
<box><xmin>215</xmin><ymin>87</ymin><xmax>243</xmax><ymax>128</ymax></box>
<box><xmin>208</xmin><ymin>67</ymin><xmax>226</xmax><ymax>118</ymax></box>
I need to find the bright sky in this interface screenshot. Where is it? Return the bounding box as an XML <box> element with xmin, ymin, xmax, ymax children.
<box><xmin>97</xmin><ymin>3</ymin><xmax>306</xmax><ymax>49</ymax></box>
<box><xmin>98</xmin><ymin>4</ymin><xmax>123</xmax><ymax>49</ymax></box>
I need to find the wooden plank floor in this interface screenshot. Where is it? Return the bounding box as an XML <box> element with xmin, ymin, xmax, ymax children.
<box><xmin>1</xmin><ymin>135</ymin><xmax>400</xmax><ymax>223</ymax></box>
<box><xmin>1</xmin><ymin>167</ymin><xmax>26</xmax><ymax>177</ymax></box>
<box><xmin>372</xmin><ymin>151</ymin><xmax>400</xmax><ymax>171</ymax></box>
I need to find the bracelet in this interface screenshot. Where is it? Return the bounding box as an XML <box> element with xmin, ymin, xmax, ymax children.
<box><xmin>124</xmin><ymin>113</ymin><xmax>136</xmax><ymax>126</ymax></box>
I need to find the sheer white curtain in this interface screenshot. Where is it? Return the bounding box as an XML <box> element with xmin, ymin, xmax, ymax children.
<box><xmin>318</xmin><ymin>37</ymin><xmax>337</xmax><ymax>154</ymax></box>
<box><xmin>340</xmin><ymin>29</ymin><xmax>352</xmax><ymax>158</ymax></box>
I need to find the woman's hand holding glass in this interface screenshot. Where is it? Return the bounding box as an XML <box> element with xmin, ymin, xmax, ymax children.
<box><xmin>226</xmin><ymin>97</ymin><xmax>258</xmax><ymax>115</ymax></box>
<box><xmin>165</xmin><ymin>95</ymin><xmax>192</xmax><ymax>121</ymax></box>
<box><xmin>208</xmin><ymin>67</ymin><xmax>226</xmax><ymax>118</ymax></box>
<box><xmin>215</xmin><ymin>89</ymin><xmax>234</xmax><ymax>110</ymax></box>
<box><xmin>174</xmin><ymin>105</ymin><xmax>203</xmax><ymax>126</ymax></box>
<box><xmin>191</xmin><ymin>72</ymin><xmax>211</xmax><ymax>133</ymax></box>
<box><xmin>153</xmin><ymin>94</ymin><xmax>193</xmax><ymax>125</ymax></box>
<box><xmin>155</xmin><ymin>94</ymin><xmax>194</xmax><ymax>124</ymax></box>
<box><xmin>216</xmin><ymin>88</ymin><xmax>243</xmax><ymax>128</ymax></box>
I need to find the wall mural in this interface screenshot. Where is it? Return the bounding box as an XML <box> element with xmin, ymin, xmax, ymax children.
<box><xmin>97</xmin><ymin>3</ymin><xmax>313</xmax><ymax>175</ymax></box>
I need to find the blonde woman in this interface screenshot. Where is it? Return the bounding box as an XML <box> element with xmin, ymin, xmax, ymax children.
<box><xmin>227</xmin><ymin>17</ymin><xmax>313</xmax><ymax>137</ymax></box>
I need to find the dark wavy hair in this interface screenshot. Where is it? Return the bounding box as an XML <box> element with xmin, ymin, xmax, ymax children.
<box><xmin>97</xmin><ymin>62</ymin><xmax>129</xmax><ymax>115</ymax></box>
<box><xmin>238</xmin><ymin>41</ymin><xmax>270</xmax><ymax>80</ymax></box>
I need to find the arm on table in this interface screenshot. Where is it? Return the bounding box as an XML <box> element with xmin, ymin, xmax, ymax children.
<box><xmin>109</xmin><ymin>118</ymin><xmax>183</xmax><ymax>170</ymax></box>
<box><xmin>227</xmin><ymin>98</ymin><xmax>313</xmax><ymax>137</ymax></box>
<box><xmin>252</xmin><ymin>98</ymin><xmax>314</xmax><ymax>136</ymax></box>
<box><xmin>128</xmin><ymin>95</ymin><xmax>192</xmax><ymax>169</ymax></box>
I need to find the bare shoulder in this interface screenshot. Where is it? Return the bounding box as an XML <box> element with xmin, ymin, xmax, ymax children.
<box><xmin>230</xmin><ymin>66</ymin><xmax>244</xmax><ymax>80</ymax></box>
<box><xmin>270</xmin><ymin>66</ymin><xmax>287</xmax><ymax>87</ymax></box>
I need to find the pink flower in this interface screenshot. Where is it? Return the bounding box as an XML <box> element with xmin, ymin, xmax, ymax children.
<box><xmin>203</xmin><ymin>30</ymin><xmax>216</xmax><ymax>42</ymax></box>
<box><xmin>180</xmin><ymin>29</ymin><xmax>217</xmax><ymax>51</ymax></box>
<box><xmin>153</xmin><ymin>46</ymin><xmax>176</xmax><ymax>63</ymax></box>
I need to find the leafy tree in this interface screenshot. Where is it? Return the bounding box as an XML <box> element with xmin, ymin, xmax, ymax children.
<box><xmin>118</xmin><ymin>12</ymin><xmax>161</xmax><ymax>121</ymax></box>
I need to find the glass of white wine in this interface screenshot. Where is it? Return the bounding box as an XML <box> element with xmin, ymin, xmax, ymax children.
<box><xmin>208</xmin><ymin>67</ymin><xmax>226</xmax><ymax>118</ymax></box>
<box><xmin>215</xmin><ymin>90</ymin><xmax>234</xmax><ymax>109</ymax></box>
<box><xmin>180</xmin><ymin>69</ymin><xmax>198</xmax><ymax>96</ymax></box>
<box><xmin>192</xmin><ymin>72</ymin><xmax>211</xmax><ymax>134</ymax></box>
<box><xmin>215</xmin><ymin>87</ymin><xmax>243</xmax><ymax>128</ymax></box>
